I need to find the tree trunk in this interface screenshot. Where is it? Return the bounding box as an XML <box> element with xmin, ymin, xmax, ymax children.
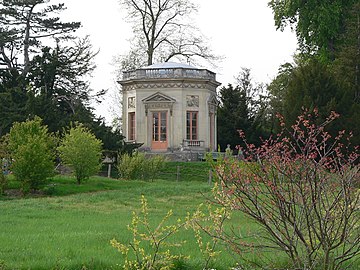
<box><xmin>22</xmin><ymin>5</ymin><xmax>36</xmax><ymax>78</ymax></box>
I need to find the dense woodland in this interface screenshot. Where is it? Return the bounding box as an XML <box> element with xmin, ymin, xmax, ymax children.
<box><xmin>218</xmin><ymin>0</ymin><xmax>360</xmax><ymax>151</ymax></box>
<box><xmin>1</xmin><ymin>0</ymin><xmax>359</xmax><ymax>153</ymax></box>
<box><xmin>0</xmin><ymin>0</ymin><xmax>123</xmax><ymax>152</ymax></box>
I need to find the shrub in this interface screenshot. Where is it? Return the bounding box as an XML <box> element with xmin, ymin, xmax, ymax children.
<box><xmin>117</xmin><ymin>152</ymin><xmax>165</xmax><ymax>181</ymax></box>
<box><xmin>0</xmin><ymin>136</ymin><xmax>9</xmax><ymax>195</ymax></box>
<box><xmin>211</xmin><ymin>109</ymin><xmax>360</xmax><ymax>270</ymax></box>
<box><xmin>8</xmin><ymin>117</ymin><xmax>55</xmax><ymax>193</ymax></box>
<box><xmin>117</xmin><ymin>152</ymin><xmax>144</xmax><ymax>180</ymax></box>
<box><xmin>58</xmin><ymin>124</ymin><xmax>103</xmax><ymax>184</ymax></box>
<box><xmin>0</xmin><ymin>168</ymin><xmax>7</xmax><ymax>195</ymax></box>
<box><xmin>111</xmin><ymin>195</ymin><xmax>185</xmax><ymax>270</ymax></box>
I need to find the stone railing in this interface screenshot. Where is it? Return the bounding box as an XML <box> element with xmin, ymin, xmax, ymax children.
<box><xmin>123</xmin><ymin>68</ymin><xmax>216</xmax><ymax>81</ymax></box>
<box><xmin>182</xmin><ymin>139</ymin><xmax>205</xmax><ymax>148</ymax></box>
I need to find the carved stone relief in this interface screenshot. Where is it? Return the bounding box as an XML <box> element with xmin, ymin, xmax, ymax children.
<box><xmin>186</xmin><ymin>95</ymin><xmax>199</xmax><ymax>107</ymax></box>
<box><xmin>128</xmin><ymin>96</ymin><xmax>135</xmax><ymax>108</ymax></box>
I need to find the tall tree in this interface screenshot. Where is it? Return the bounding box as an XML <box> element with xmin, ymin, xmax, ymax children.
<box><xmin>217</xmin><ymin>84</ymin><xmax>248</xmax><ymax>151</ymax></box>
<box><xmin>267</xmin><ymin>62</ymin><xmax>294</xmax><ymax>133</ymax></box>
<box><xmin>0</xmin><ymin>0</ymin><xmax>81</xmax><ymax>77</ymax></box>
<box><xmin>285</xmin><ymin>60</ymin><xmax>339</xmax><ymax>123</ymax></box>
<box><xmin>268</xmin><ymin>0</ymin><xmax>356</xmax><ymax>61</ymax></box>
<box><xmin>217</xmin><ymin>68</ymin><xmax>269</xmax><ymax>151</ymax></box>
<box><xmin>0</xmin><ymin>1</ymin><xmax>122</xmax><ymax>150</ymax></box>
<box><xmin>119</xmin><ymin>0</ymin><xmax>218</xmax><ymax>69</ymax></box>
<box><xmin>0</xmin><ymin>0</ymin><xmax>82</xmax><ymax>136</ymax></box>
<box><xmin>26</xmin><ymin>37</ymin><xmax>100</xmax><ymax>132</ymax></box>
<box><xmin>331</xmin><ymin>2</ymin><xmax>360</xmax><ymax>145</ymax></box>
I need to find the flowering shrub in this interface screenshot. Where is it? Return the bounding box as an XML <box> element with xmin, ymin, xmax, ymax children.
<box><xmin>111</xmin><ymin>195</ymin><xmax>185</xmax><ymax>270</ymax></box>
<box><xmin>212</xmin><ymin>109</ymin><xmax>359</xmax><ymax>270</ymax></box>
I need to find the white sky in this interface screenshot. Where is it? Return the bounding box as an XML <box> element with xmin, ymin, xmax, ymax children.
<box><xmin>59</xmin><ymin>0</ymin><xmax>298</xmax><ymax>124</ymax></box>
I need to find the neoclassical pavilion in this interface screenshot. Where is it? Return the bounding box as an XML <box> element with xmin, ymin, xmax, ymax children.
<box><xmin>119</xmin><ymin>62</ymin><xmax>221</xmax><ymax>152</ymax></box>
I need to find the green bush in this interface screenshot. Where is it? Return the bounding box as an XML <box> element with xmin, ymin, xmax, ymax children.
<box><xmin>0</xmin><ymin>172</ymin><xmax>7</xmax><ymax>195</ymax></box>
<box><xmin>58</xmin><ymin>124</ymin><xmax>103</xmax><ymax>184</ymax></box>
<box><xmin>8</xmin><ymin>117</ymin><xmax>55</xmax><ymax>193</ymax></box>
<box><xmin>117</xmin><ymin>152</ymin><xmax>165</xmax><ymax>181</ymax></box>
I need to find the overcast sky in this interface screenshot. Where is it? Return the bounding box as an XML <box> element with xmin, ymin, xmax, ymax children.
<box><xmin>59</xmin><ymin>0</ymin><xmax>298</xmax><ymax>123</ymax></box>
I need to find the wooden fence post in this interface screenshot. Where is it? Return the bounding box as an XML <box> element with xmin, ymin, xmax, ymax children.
<box><xmin>176</xmin><ymin>166</ymin><xmax>180</xmax><ymax>182</ymax></box>
<box><xmin>107</xmin><ymin>164</ymin><xmax>112</xmax><ymax>178</ymax></box>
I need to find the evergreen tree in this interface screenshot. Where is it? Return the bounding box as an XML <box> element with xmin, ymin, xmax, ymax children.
<box><xmin>217</xmin><ymin>68</ymin><xmax>270</xmax><ymax>151</ymax></box>
<box><xmin>217</xmin><ymin>84</ymin><xmax>248</xmax><ymax>151</ymax></box>
<box><xmin>283</xmin><ymin>60</ymin><xmax>339</xmax><ymax>126</ymax></box>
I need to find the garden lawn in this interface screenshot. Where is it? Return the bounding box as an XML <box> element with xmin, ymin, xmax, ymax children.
<box><xmin>0</xmin><ymin>175</ymin><xmax>245</xmax><ymax>270</ymax></box>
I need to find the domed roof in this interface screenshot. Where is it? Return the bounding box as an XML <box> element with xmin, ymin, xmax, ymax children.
<box><xmin>141</xmin><ymin>61</ymin><xmax>198</xmax><ymax>69</ymax></box>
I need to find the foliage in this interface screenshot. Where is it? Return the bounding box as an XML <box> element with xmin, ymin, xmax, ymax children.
<box><xmin>217</xmin><ymin>83</ymin><xmax>248</xmax><ymax>151</ymax></box>
<box><xmin>0</xmin><ymin>260</ymin><xmax>7</xmax><ymax>270</ymax></box>
<box><xmin>117</xmin><ymin>152</ymin><xmax>165</xmax><ymax>181</ymax></box>
<box><xmin>217</xmin><ymin>68</ymin><xmax>270</xmax><ymax>151</ymax></box>
<box><xmin>267</xmin><ymin>62</ymin><xmax>294</xmax><ymax>133</ymax></box>
<box><xmin>212</xmin><ymin>109</ymin><xmax>360</xmax><ymax>270</ymax></box>
<box><xmin>0</xmin><ymin>136</ymin><xmax>9</xmax><ymax>194</ymax></box>
<box><xmin>0</xmin><ymin>170</ymin><xmax>7</xmax><ymax>196</ymax></box>
<box><xmin>283</xmin><ymin>59</ymin><xmax>340</xmax><ymax>126</ymax></box>
<box><xmin>0</xmin><ymin>0</ymin><xmax>81</xmax><ymax>77</ymax></box>
<box><xmin>58</xmin><ymin>124</ymin><xmax>103</xmax><ymax>184</ymax></box>
<box><xmin>111</xmin><ymin>195</ymin><xmax>186</xmax><ymax>270</ymax></box>
<box><xmin>0</xmin><ymin>0</ymin><xmax>118</xmax><ymax>150</ymax></box>
<box><xmin>268</xmin><ymin>0</ymin><xmax>356</xmax><ymax>61</ymax></box>
<box><xmin>185</xmin><ymin>203</ymin><xmax>229</xmax><ymax>269</ymax></box>
<box><xmin>26</xmin><ymin>37</ymin><xmax>101</xmax><ymax>132</ymax></box>
<box><xmin>331</xmin><ymin>1</ymin><xmax>360</xmax><ymax>145</ymax></box>
<box><xmin>267</xmin><ymin>0</ymin><xmax>360</xmax><ymax>145</ymax></box>
<box><xmin>8</xmin><ymin>117</ymin><xmax>55</xmax><ymax>193</ymax></box>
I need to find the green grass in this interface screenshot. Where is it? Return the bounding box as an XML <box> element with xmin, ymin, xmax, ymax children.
<box><xmin>1</xmin><ymin>173</ymin><xmax>245</xmax><ymax>270</ymax></box>
<box><xmin>1</xmin><ymin>162</ymin><xmax>358</xmax><ymax>270</ymax></box>
<box><xmin>158</xmin><ymin>161</ymin><xmax>212</xmax><ymax>182</ymax></box>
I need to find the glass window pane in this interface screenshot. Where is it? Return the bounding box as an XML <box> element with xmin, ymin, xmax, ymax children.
<box><xmin>153</xmin><ymin>112</ymin><xmax>158</xmax><ymax>141</ymax></box>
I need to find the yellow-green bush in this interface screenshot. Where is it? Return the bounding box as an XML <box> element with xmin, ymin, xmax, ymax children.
<box><xmin>117</xmin><ymin>152</ymin><xmax>165</xmax><ymax>181</ymax></box>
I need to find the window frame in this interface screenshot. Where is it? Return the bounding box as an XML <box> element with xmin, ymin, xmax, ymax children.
<box><xmin>186</xmin><ymin>111</ymin><xmax>198</xmax><ymax>140</ymax></box>
<box><xmin>128</xmin><ymin>112</ymin><xmax>136</xmax><ymax>141</ymax></box>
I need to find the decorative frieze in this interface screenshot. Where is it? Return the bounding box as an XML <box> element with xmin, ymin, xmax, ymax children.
<box><xmin>122</xmin><ymin>82</ymin><xmax>216</xmax><ymax>92</ymax></box>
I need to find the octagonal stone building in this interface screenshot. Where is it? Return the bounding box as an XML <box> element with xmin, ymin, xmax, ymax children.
<box><xmin>119</xmin><ymin>62</ymin><xmax>220</xmax><ymax>153</ymax></box>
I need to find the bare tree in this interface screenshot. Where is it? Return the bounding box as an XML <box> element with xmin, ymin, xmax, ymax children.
<box><xmin>119</xmin><ymin>0</ymin><xmax>218</xmax><ymax>69</ymax></box>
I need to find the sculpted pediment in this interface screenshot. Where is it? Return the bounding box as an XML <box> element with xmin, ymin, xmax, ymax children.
<box><xmin>142</xmin><ymin>92</ymin><xmax>176</xmax><ymax>103</ymax></box>
<box><xmin>142</xmin><ymin>92</ymin><xmax>176</xmax><ymax>115</ymax></box>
